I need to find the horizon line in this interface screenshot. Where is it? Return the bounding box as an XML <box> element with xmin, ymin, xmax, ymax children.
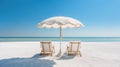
<box><xmin>0</xmin><ymin>36</ymin><xmax>120</xmax><ymax>38</ymax></box>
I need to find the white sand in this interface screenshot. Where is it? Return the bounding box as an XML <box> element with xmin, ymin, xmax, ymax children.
<box><xmin>0</xmin><ymin>42</ymin><xmax>120</xmax><ymax>67</ymax></box>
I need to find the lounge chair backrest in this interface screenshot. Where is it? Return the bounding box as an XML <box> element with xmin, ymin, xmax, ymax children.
<box><xmin>69</xmin><ymin>42</ymin><xmax>80</xmax><ymax>52</ymax></box>
<box><xmin>40</xmin><ymin>42</ymin><xmax>52</xmax><ymax>52</ymax></box>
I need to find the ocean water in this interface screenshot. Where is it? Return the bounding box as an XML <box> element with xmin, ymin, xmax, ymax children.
<box><xmin>0</xmin><ymin>37</ymin><xmax>120</xmax><ymax>42</ymax></box>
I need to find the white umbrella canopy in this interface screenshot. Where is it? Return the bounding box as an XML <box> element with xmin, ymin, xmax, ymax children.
<box><xmin>38</xmin><ymin>16</ymin><xmax>84</xmax><ymax>56</ymax></box>
<box><xmin>38</xmin><ymin>16</ymin><xmax>84</xmax><ymax>28</ymax></box>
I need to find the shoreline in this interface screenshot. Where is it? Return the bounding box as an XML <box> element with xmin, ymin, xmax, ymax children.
<box><xmin>1</xmin><ymin>40</ymin><xmax>120</xmax><ymax>42</ymax></box>
<box><xmin>0</xmin><ymin>37</ymin><xmax>120</xmax><ymax>42</ymax></box>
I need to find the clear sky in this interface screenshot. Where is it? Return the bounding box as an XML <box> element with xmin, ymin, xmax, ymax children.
<box><xmin>0</xmin><ymin>0</ymin><xmax>120</xmax><ymax>37</ymax></box>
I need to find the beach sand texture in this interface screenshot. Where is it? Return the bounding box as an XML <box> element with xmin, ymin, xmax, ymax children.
<box><xmin>0</xmin><ymin>42</ymin><xmax>120</xmax><ymax>67</ymax></box>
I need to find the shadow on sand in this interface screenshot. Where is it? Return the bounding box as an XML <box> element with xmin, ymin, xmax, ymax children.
<box><xmin>0</xmin><ymin>54</ymin><xmax>56</xmax><ymax>67</ymax></box>
<box><xmin>31</xmin><ymin>53</ymin><xmax>48</xmax><ymax>58</ymax></box>
<box><xmin>57</xmin><ymin>53</ymin><xmax>76</xmax><ymax>60</ymax></box>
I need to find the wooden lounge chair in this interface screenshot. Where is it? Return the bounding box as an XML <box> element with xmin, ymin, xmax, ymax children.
<box><xmin>67</xmin><ymin>41</ymin><xmax>82</xmax><ymax>57</ymax></box>
<box><xmin>40</xmin><ymin>41</ymin><xmax>55</xmax><ymax>56</ymax></box>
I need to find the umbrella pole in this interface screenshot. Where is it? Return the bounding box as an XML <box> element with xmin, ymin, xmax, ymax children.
<box><xmin>60</xmin><ymin>25</ymin><xmax>62</xmax><ymax>53</ymax></box>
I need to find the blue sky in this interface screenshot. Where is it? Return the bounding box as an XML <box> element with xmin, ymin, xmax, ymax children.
<box><xmin>0</xmin><ymin>0</ymin><xmax>120</xmax><ymax>37</ymax></box>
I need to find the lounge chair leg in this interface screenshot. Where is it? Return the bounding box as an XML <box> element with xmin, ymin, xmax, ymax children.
<box><xmin>67</xmin><ymin>52</ymin><xmax>70</xmax><ymax>56</ymax></box>
<box><xmin>79</xmin><ymin>51</ymin><xmax>82</xmax><ymax>57</ymax></box>
<box><xmin>50</xmin><ymin>53</ymin><xmax>52</xmax><ymax>56</ymax></box>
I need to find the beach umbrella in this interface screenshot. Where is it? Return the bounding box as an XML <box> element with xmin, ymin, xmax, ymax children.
<box><xmin>38</xmin><ymin>16</ymin><xmax>84</xmax><ymax>55</ymax></box>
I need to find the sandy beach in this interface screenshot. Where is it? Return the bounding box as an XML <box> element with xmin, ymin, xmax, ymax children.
<box><xmin>0</xmin><ymin>42</ymin><xmax>120</xmax><ymax>67</ymax></box>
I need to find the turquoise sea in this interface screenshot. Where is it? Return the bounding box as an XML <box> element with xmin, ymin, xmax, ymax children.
<box><xmin>0</xmin><ymin>37</ymin><xmax>120</xmax><ymax>42</ymax></box>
